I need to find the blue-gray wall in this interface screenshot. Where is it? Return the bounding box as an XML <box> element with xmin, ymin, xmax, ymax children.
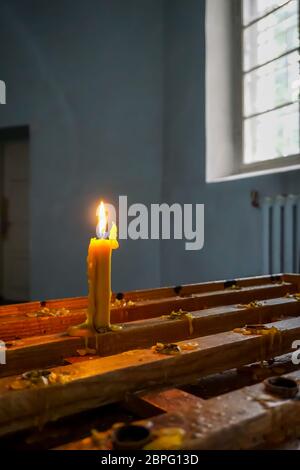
<box><xmin>0</xmin><ymin>0</ymin><xmax>164</xmax><ymax>299</ymax></box>
<box><xmin>161</xmin><ymin>0</ymin><xmax>300</xmax><ymax>286</ymax></box>
<box><xmin>0</xmin><ymin>0</ymin><xmax>299</xmax><ymax>299</ymax></box>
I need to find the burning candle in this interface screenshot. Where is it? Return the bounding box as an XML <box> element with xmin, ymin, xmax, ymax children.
<box><xmin>68</xmin><ymin>201</ymin><xmax>118</xmax><ymax>337</ymax></box>
<box><xmin>87</xmin><ymin>201</ymin><xmax>119</xmax><ymax>330</ymax></box>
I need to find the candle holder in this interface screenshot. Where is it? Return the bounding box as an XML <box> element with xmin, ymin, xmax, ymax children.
<box><xmin>0</xmin><ymin>273</ymin><xmax>300</xmax><ymax>449</ymax></box>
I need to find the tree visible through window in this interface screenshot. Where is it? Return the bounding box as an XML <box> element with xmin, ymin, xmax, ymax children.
<box><xmin>242</xmin><ymin>0</ymin><xmax>300</xmax><ymax>164</ymax></box>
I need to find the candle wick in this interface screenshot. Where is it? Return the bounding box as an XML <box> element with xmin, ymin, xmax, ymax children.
<box><xmin>98</xmin><ymin>231</ymin><xmax>109</xmax><ymax>240</ymax></box>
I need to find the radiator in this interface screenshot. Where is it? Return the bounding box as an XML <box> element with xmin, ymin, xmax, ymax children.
<box><xmin>262</xmin><ymin>195</ymin><xmax>300</xmax><ymax>274</ymax></box>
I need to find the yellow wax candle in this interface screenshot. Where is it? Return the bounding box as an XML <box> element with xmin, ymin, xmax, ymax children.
<box><xmin>87</xmin><ymin>238</ymin><xmax>117</xmax><ymax>330</ymax></box>
<box><xmin>68</xmin><ymin>201</ymin><xmax>118</xmax><ymax>337</ymax></box>
<box><xmin>87</xmin><ymin>202</ymin><xmax>118</xmax><ymax>330</ymax></box>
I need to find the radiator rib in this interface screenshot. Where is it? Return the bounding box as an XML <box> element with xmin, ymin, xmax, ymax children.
<box><xmin>262</xmin><ymin>194</ymin><xmax>300</xmax><ymax>275</ymax></box>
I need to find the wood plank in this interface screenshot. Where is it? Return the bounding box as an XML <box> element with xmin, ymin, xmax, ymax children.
<box><xmin>0</xmin><ymin>274</ymin><xmax>291</xmax><ymax>321</ymax></box>
<box><xmin>125</xmin><ymin>352</ymin><xmax>300</xmax><ymax>418</ymax></box>
<box><xmin>115</xmin><ymin>274</ymin><xmax>289</xmax><ymax>301</ymax></box>
<box><xmin>0</xmin><ymin>282</ymin><xmax>295</xmax><ymax>341</ymax></box>
<box><xmin>1</xmin><ymin>355</ymin><xmax>296</xmax><ymax>450</ymax></box>
<box><xmin>283</xmin><ymin>273</ymin><xmax>300</xmax><ymax>290</ymax></box>
<box><xmin>59</xmin><ymin>369</ymin><xmax>300</xmax><ymax>450</ymax></box>
<box><xmin>0</xmin><ymin>274</ymin><xmax>278</xmax><ymax>319</ymax></box>
<box><xmin>125</xmin><ymin>388</ymin><xmax>205</xmax><ymax>417</ymax></box>
<box><xmin>127</xmin><ymin>352</ymin><xmax>299</xmax><ymax>415</ymax></box>
<box><xmin>0</xmin><ymin>403</ymin><xmax>138</xmax><ymax>450</ymax></box>
<box><xmin>181</xmin><ymin>352</ymin><xmax>299</xmax><ymax>398</ymax></box>
<box><xmin>2</xmin><ymin>296</ymin><xmax>299</xmax><ymax>378</ymax></box>
<box><xmin>183</xmin><ymin>370</ymin><xmax>300</xmax><ymax>450</ymax></box>
<box><xmin>263</xmin><ymin>438</ymin><xmax>300</xmax><ymax>450</ymax></box>
<box><xmin>0</xmin><ymin>317</ymin><xmax>299</xmax><ymax>437</ymax></box>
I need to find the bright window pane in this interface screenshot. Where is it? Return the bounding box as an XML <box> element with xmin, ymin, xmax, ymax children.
<box><xmin>243</xmin><ymin>0</ymin><xmax>288</xmax><ymax>25</ymax></box>
<box><xmin>244</xmin><ymin>51</ymin><xmax>300</xmax><ymax>116</ymax></box>
<box><xmin>244</xmin><ymin>102</ymin><xmax>300</xmax><ymax>163</ymax></box>
<box><xmin>243</xmin><ymin>0</ymin><xmax>299</xmax><ymax>71</ymax></box>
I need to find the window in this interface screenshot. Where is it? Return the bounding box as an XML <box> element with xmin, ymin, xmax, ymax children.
<box><xmin>205</xmin><ymin>0</ymin><xmax>300</xmax><ymax>182</ymax></box>
<box><xmin>242</xmin><ymin>0</ymin><xmax>300</xmax><ymax>166</ymax></box>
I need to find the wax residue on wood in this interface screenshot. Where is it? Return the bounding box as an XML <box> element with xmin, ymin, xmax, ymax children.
<box><xmin>162</xmin><ymin>309</ymin><xmax>194</xmax><ymax>335</ymax></box>
<box><xmin>26</xmin><ymin>307</ymin><xmax>70</xmax><ymax>318</ymax></box>
<box><xmin>233</xmin><ymin>325</ymin><xmax>279</xmax><ymax>337</ymax></box>
<box><xmin>143</xmin><ymin>427</ymin><xmax>186</xmax><ymax>450</ymax></box>
<box><xmin>151</xmin><ymin>341</ymin><xmax>198</xmax><ymax>355</ymax></box>
<box><xmin>225</xmin><ymin>285</ymin><xmax>241</xmax><ymax>291</ymax></box>
<box><xmin>285</xmin><ymin>293</ymin><xmax>300</xmax><ymax>301</ymax></box>
<box><xmin>180</xmin><ymin>342</ymin><xmax>198</xmax><ymax>351</ymax></box>
<box><xmin>236</xmin><ymin>301</ymin><xmax>264</xmax><ymax>309</ymax></box>
<box><xmin>233</xmin><ymin>325</ymin><xmax>282</xmax><ymax>366</ymax></box>
<box><xmin>152</xmin><ymin>343</ymin><xmax>181</xmax><ymax>355</ymax></box>
<box><xmin>9</xmin><ymin>369</ymin><xmax>72</xmax><ymax>390</ymax></box>
<box><xmin>91</xmin><ymin>429</ymin><xmax>109</xmax><ymax>449</ymax></box>
<box><xmin>111</xmin><ymin>299</ymin><xmax>135</xmax><ymax>308</ymax></box>
<box><xmin>77</xmin><ymin>347</ymin><xmax>97</xmax><ymax>357</ymax></box>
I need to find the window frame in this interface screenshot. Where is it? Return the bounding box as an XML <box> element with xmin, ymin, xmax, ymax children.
<box><xmin>238</xmin><ymin>0</ymin><xmax>300</xmax><ymax>173</ymax></box>
<box><xmin>205</xmin><ymin>0</ymin><xmax>300</xmax><ymax>183</ymax></box>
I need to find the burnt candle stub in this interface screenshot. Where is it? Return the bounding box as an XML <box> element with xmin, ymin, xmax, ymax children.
<box><xmin>270</xmin><ymin>275</ymin><xmax>282</xmax><ymax>283</ymax></box>
<box><xmin>224</xmin><ymin>280</ymin><xmax>237</xmax><ymax>289</ymax></box>
<box><xmin>174</xmin><ymin>286</ymin><xmax>182</xmax><ymax>295</ymax></box>
<box><xmin>112</xmin><ymin>424</ymin><xmax>152</xmax><ymax>450</ymax></box>
<box><xmin>264</xmin><ymin>376</ymin><xmax>299</xmax><ymax>399</ymax></box>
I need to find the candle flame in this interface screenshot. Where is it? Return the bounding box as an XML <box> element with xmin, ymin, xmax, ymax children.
<box><xmin>96</xmin><ymin>201</ymin><xmax>118</xmax><ymax>245</ymax></box>
<box><xmin>109</xmin><ymin>222</ymin><xmax>117</xmax><ymax>240</ymax></box>
<box><xmin>96</xmin><ymin>201</ymin><xmax>108</xmax><ymax>238</ymax></box>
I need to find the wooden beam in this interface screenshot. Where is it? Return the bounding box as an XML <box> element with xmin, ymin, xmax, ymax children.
<box><xmin>126</xmin><ymin>353</ymin><xmax>299</xmax><ymax>415</ymax></box>
<box><xmin>183</xmin><ymin>370</ymin><xmax>300</xmax><ymax>450</ymax></box>
<box><xmin>0</xmin><ymin>317</ymin><xmax>299</xmax><ymax>437</ymax></box>
<box><xmin>0</xmin><ymin>282</ymin><xmax>295</xmax><ymax>341</ymax></box>
<box><xmin>59</xmin><ymin>369</ymin><xmax>300</xmax><ymax>450</ymax></box>
<box><xmin>1</xmin><ymin>296</ymin><xmax>299</xmax><ymax>378</ymax></box>
<box><xmin>0</xmin><ymin>274</ymin><xmax>291</xmax><ymax>320</ymax></box>
<box><xmin>124</xmin><ymin>388</ymin><xmax>205</xmax><ymax>418</ymax></box>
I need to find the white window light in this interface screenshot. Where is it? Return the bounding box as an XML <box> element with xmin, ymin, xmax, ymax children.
<box><xmin>206</xmin><ymin>0</ymin><xmax>300</xmax><ymax>182</ymax></box>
